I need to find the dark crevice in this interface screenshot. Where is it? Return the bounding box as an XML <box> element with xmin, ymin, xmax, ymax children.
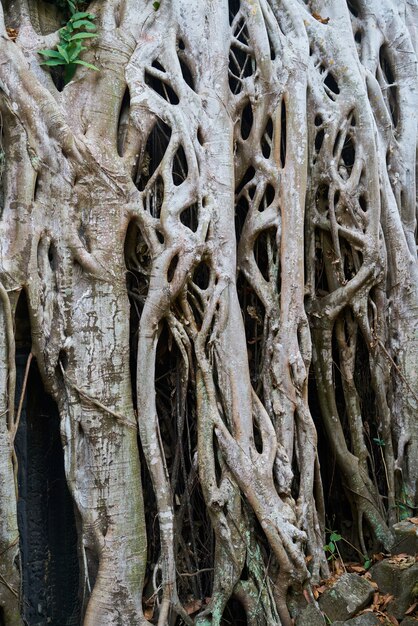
<box><xmin>228</xmin><ymin>39</ymin><xmax>255</xmax><ymax>94</ymax></box>
<box><xmin>359</xmin><ymin>195</ymin><xmax>367</xmax><ymax>212</ymax></box>
<box><xmin>241</xmin><ymin>101</ymin><xmax>253</xmax><ymax>140</ymax></box>
<box><xmin>347</xmin><ymin>0</ymin><xmax>359</xmax><ymax>17</ymax></box>
<box><xmin>254</xmin><ymin>227</ymin><xmax>277</xmax><ymax>282</ymax></box>
<box><xmin>261</xmin><ymin>117</ymin><xmax>273</xmax><ymax>159</ymax></box>
<box><xmin>379</xmin><ymin>46</ymin><xmax>398</xmax><ymax>127</ymax></box>
<box><xmin>14</xmin><ymin>293</ymin><xmax>79</xmax><ymax>626</ymax></box>
<box><xmin>235</xmin><ymin>166</ymin><xmax>256</xmax><ymax>196</ymax></box>
<box><xmin>134</xmin><ymin>120</ymin><xmax>171</xmax><ymax>192</ymax></box>
<box><xmin>168</xmin><ymin>255</ymin><xmax>179</xmax><ymax>282</ymax></box>
<box><xmin>33</xmin><ymin>174</ymin><xmax>40</xmax><ymax>202</ymax></box>
<box><xmin>235</xmin><ymin>194</ymin><xmax>249</xmax><ymax>242</ymax></box>
<box><xmin>315</xmin><ymin>129</ymin><xmax>325</xmax><ymax>153</ymax></box>
<box><xmin>178</xmin><ymin>56</ymin><xmax>195</xmax><ymax>91</ymax></box>
<box><xmin>117</xmin><ymin>86</ymin><xmax>130</xmax><ymax>157</ymax></box>
<box><xmin>172</xmin><ymin>145</ymin><xmax>188</xmax><ymax>186</ymax></box>
<box><xmin>180</xmin><ymin>203</ymin><xmax>198</xmax><ymax>232</ymax></box>
<box><xmin>151</xmin><ymin>59</ymin><xmax>166</xmax><ymax>72</ymax></box>
<box><xmin>280</xmin><ymin>101</ymin><xmax>286</xmax><ymax>168</ymax></box>
<box><xmin>324</xmin><ymin>72</ymin><xmax>340</xmax><ymax>98</ymax></box>
<box><xmin>341</xmin><ymin>134</ymin><xmax>355</xmax><ymax>168</ymax></box>
<box><xmin>260</xmin><ymin>184</ymin><xmax>275</xmax><ymax>211</ymax></box>
<box><xmin>228</xmin><ymin>0</ymin><xmax>241</xmax><ymax>25</ymax></box>
<box><xmin>145</xmin><ymin>70</ymin><xmax>179</xmax><ymax>105</ymax></box>
<box><xmin>193</xmin><ymin>262</ymin><xmax>210</xmax><ymax>290</ymax></box>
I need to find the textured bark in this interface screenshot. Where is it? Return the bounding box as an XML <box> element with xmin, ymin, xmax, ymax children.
<box><xmin>0</xmin><ymin>0</ymin><xmax>417</xmax><ymax>624</ymax></box>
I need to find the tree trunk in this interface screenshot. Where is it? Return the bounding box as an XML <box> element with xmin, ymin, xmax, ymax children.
<box><xmin>0</xmin><ymin>0</ymin><xmax>417</xmax><ymax>623</ymax></box>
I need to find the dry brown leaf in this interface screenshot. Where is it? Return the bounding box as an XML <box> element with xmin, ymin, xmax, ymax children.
<box><xmin>407</xmin><ymin>517</ymin><xmax>418</xmax><ymax>524</ymax></box>
<box><xmin>381</xmin><ymin>593</ymin><xmax>395</xmax><ymax>609</ymax></box>
<box><xmin>312</xmin><ymin>11</ymin><xmax>330</xmax><ymax>24</ymax></box>
<box><xmin>405</xmin><ymin>602</ymin><xmax>418</xmax><ymax>615</ymax></box>
<box><xmin>348</xmin><ymin>564</ymin><xmax>366</xmax><ymax>573</ymax></box>
<box><xmin>144</xmin><ymin>607</ymin><xmax>154</xmax><ymax>620</ymax></box>
<box><xmin>387</xmin><ymin>615</ymin><xmax>399</xmax><ymax>626</ymax></box>
<box><xmin>303</xmin><ymin>589</ymin><xmax>312</xmax><ymax>604</ymax></box>
<box><xmin>185</xmin><ymin>599</ymin><xmax>203</xmax><ymax>615</ymax></box>
<box><xmin>6</xmin><ymin>27</ymin><xmax>18</xmax><ymax>41</ymax></box>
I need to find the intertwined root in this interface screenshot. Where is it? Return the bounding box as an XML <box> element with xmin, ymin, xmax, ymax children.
<box><xmin>0</xmin><ymin>0</ymin><xmax>417</xmax><ymax>623</ymax></box>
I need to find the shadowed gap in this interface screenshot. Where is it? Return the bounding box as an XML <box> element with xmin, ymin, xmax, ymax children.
<box><xmin>14</xmin><ymin>291</ymin><xmax>80</xmax><ymax>626</ymax></box>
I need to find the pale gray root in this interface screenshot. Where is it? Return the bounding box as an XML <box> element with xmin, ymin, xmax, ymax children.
<box><xmin>0</xmin><ymin>0</ymin><xmax>417</xmax><ymax>624</ymax></box>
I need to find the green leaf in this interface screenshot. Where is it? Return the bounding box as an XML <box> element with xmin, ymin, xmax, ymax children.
<box><xmin>57</xmin><ymin>45</ymin><xmax>70</xmax><ymax>63</ymax></box>
<box><xmin>373</xmin><ymin>437</ymin><xmax>385</xmax><ymax>446</ymax></box>
<box><xmin>74</xmin><ymin>59</ymin><xmax>100</xmax><ymax>71</ymax></box>
<box><xmin>38</xmin><ymin>49</ymin><xmax>65</xmax><ymax>59</ymax></box>
<box><xmin>67</xmin><ymin>42</ymin><xmax>85</xmax><ymax>61</ymax></box>
<box><xmin>70</xmin><ymin>12</ymin><xmax>96</xmax><ymax>21</ymax></box>
<box><xmin>71</xmin><ymin>19</ymin><xmax>96</xmax><ymax>30</ymax></box>
<box><xmin>364</xmin><ymin>559</ymin><xmax>372</xmax><ymax>570</ymax></box>
<box><xmin>69</xmin><ymin>32</ymin><xmax>97</xmax><ymax>40</ymax></box>
<box><xmin>64</xmin><ymin>63</ymin><xmax>77</xmax><ymax>84</ymax></box>
<box><xmin>41</xmin><ymin>59</ymin><xmax>67</xmax><ymax>66</ymax></box>
<box><xmin>330</xmin><ymin>533</ymin><xmax>342</xmax><ymax>543</ymax></box>
<box><xmin>153</xmin><ymin>1</ymin><xmax>160</xmax><ymax>9</ymax></box>
<box><xmin>328</xmin><ymin>542</ymin><xmax>335</xmax><ymax>553</ymax></box>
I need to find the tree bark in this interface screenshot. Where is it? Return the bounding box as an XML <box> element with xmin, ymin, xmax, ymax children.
<box><xmin>0</xmin><ymin>0</ymin><xmax>417</xmax><ymax>623</ymax></box>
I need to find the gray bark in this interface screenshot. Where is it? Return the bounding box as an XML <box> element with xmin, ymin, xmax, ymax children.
<box><xmin>0</xmin><ymin>0</ymin><xmax>417</xmax><ymax>624</ymax></box>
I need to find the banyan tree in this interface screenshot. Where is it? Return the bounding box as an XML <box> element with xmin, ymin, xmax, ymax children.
<box><xmin>0</xmin><ymin>0</ymin><xmax>417</xmax><ymax>624</ymax></box>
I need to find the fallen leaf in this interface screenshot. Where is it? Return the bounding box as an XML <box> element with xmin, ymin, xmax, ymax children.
<box><xmin>144</xmin><ymin>607</ymin><xmax>154</xmax><ymax>619</ymax></box>
<box><xmin>312</xmin><ymin>12</ymin><xmax>330</xmax><ymax>24</ymax></box>
<box><xmin>405</xmin><ymin>602</ymin><xmax>418</xmax><ymax>615</ymax></box>
<box><xmin>407</xmin><ymin>517</ymin><xmax>418</xmax><ymax>524</ymax></box>
<box><xmin>347</xmin><ymin>564</ymin><xmax>366</xmax><ymax>573</ymax></box>
<box><xmin>303</xmin><ymin>589</ymin><xmax>312</xmax><ymax>604</ymax></box>
<box><xmin>6</xmin><ymin>27</ymin><xmax>18</xmax><ymax>41</ymax></box>
<box><xmin>381</xmin><ymin>593</ymin><xmax>395</xmax><ymax>609</ymax></box>
<box><xmin>387</xmin><ymin>615</ymin><xmax>399</xmax><ymax>626</ymax></box>
<box><xmin>185</xmin><ymin>599</ymin><xmax>203</xmax><ymax>615</ymax></box>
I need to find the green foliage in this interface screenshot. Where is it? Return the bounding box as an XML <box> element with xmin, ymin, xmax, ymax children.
<box><xmin>396</xmin><ymin>482</ymin><xmax>415</xmax><ymax>520</ymax></box>
<box><xmin>373</xmin><ymin>437</ymin><xmax>385</xmax><ymax>447</ymax></box>
<box><xmin>153</xmin><ymin>2</ymin><xmax>161</xmax><ymax>9</ymax></box>
<box><xmin>39</xmin><ymin>2</ymin><xmax>99</xmax><ymax>84</ymax></box>
<box><xmin>323</xmin><ymin>531</ymin><xmax>342</xmax><ymax>561</ymax></box>
<box><xmin>363</xmin><ymin>558</ymin><xmax>372</xmax><ymax>570</ymax></box>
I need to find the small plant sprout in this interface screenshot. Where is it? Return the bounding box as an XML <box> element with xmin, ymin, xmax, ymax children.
<box><xmin>324</xmin><ymin>530</ymin><xmax>342</xmax><ymax>561</ymax></box>
<box><xmin>38</xmin><ymin>4</ymin><xmax>99</xmax><ymax>84</ymax></box>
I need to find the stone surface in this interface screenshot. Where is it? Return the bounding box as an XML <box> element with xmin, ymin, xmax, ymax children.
<box><xmin>370</xmin><ymin>560</ymin><xmax>418</xmax><ymax>619</ymax></box>
<box><xmin>332</xmin><ymin>613</ymin><xmax>381</xmax><ymax>626</ymax></box>
<box><xmin>295</xmin><ymin>603</ymin><xmax>325</xmax><ymax>626</ymax></box>
<box><xmin>318</xmin><ymin>573</ymin><xmax>374</xmax><ymax>622</ymax></box>
<box><xmin>401</xmin><ymin>619</ymin><xmax>418</xmax><ymax>626</ymax></box>
<box><xmin>391</xmin><ymin>520</ymin><xmax>418</xmax><ymax>555</ymax></box>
